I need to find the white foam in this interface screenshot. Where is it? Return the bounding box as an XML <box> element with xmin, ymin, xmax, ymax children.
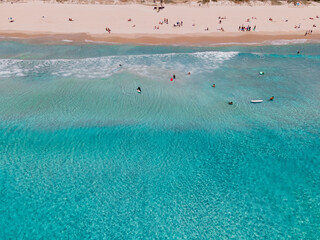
<box><xmin>208</xmin><ymin>42</ymin><xmax>260</xmax><ymax>46</ymax></box>
<box><xmin>0</xmin><ymin>36</ymin><xmax>22</xmax><ymax>39</ymax></box>
<box><xmin>84</xmin><ymin>40</ymin><xmax>106</xmax><ymax>44</ymax></box>
<box><xmin>269</xmin><ymin>39</ymin><xmax>307</xmax><ymax>45</ymax></box>
<box><xmin>0</xmin><ymin>51</ymin><xmax>238</xmax><ymax>79</ymax></box>
<box><xmin>61</xmin><ymin>39</ymin><xmax>73</xmax><ymax>42</ymax></box>
<box><xmin>192</xmin><ymin>51</ymin><xmax>238</xmax><ymax>63</ymax></box>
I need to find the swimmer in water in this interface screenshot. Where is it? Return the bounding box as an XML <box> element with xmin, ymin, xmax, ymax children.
<box><xmin>269</xmin><ymin>96</ymin><xmax>274</xmax><ymax>101</ymax></box>
<box><xmin>297</xmin><ymin>51</ymin><xmax>300</xmax><ymax>54</ymax></box>
<box><xmin>212</xmin><ymin>84</ymin><xmax>215</xmax><ymax>88</ymax></box>
<box><xmin>187</xmin><ymin>72</ymin><xmax>191</xmax><ymax>75</ymax></box>
<box><xmin>228</xmin><ymin>102</ymin><xmax>233</xmax><ymax>105</ymax></box>
<box><xmin>137</xmin><ymin>87</ymin><xmax>141</xmax><ymax>93</ymax></box>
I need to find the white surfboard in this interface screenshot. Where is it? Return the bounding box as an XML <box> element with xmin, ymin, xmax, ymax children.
<box><xmin>251</xmin><ymin>100</ymin><xmax>263</xmax><ymax>103</ymax></box>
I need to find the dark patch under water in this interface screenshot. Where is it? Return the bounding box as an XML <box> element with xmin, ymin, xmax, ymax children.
<box><xmin>0</xmin><ymin>42</ymin><xmax>319</xmax><ymax>239</ymax></box>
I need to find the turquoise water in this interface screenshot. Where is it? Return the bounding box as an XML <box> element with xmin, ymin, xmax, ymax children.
<box><xmin>0</xmin><ymin>41</ymin><xmax>319</xmax><ymax>239</ymax></box>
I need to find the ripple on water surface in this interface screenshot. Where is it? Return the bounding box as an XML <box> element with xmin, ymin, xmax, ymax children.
<box><xmin>0</xmin><ymin>43</ymin><xmax>319</xmax><ymax>239</ymax></box>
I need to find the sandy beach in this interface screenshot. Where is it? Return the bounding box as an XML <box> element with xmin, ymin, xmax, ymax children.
<box><xmin>1</xmin><ymin>1</ymin><xmax>320</xmax><ymax>45</ymax></box>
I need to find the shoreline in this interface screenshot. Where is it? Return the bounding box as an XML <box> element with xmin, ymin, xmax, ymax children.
<box><xmin>1</xmin><ymin>31</ymin><xmax>320</xmax><ymax>46</ymax></box>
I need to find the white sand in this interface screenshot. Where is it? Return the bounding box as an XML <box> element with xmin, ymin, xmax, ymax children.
<box><xmin>0</xmin><ymin>1</ymin><xmax>320</xmax><ymax>43</ymax></box>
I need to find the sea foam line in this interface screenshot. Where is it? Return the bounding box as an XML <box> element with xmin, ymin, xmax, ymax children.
<box><xmin>0</xmin><ymin>51</ymin><xmax>239</xmax><ymax>78</ymax></box>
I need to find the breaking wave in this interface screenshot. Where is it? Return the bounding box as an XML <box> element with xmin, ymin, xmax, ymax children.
<box><xmin>0</xmin><ymin>51</ymin><xmax>238</xmax><ymax>79</ymax></box>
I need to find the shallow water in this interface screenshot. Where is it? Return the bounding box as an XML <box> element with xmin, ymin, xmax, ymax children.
<box><xmin>0</xmin><ymin>41</ymin><xmax>319</xmax><ymax>239</ymax></box>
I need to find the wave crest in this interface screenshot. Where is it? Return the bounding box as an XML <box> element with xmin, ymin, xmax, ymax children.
<box><xmin>0</xmin><ymin>51</ymin><xmax>238</xmax><ymax>79</ymax></box>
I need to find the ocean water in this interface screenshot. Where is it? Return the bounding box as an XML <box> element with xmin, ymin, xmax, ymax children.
<box><xmin>0</xmin><ymin>41</ymin><xmax>319</xmax><ymax>239</ymax></box>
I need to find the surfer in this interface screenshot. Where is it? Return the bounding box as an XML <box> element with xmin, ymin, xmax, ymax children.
<box><xmin>137</xmin><ymin>87</ymin><xmax>141</xmax><ymax>93</ymax></box>
<box><xmin>173</xmin><ymin>74</ymin><xmax>176</xmax><ymax>79</ymax></box>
